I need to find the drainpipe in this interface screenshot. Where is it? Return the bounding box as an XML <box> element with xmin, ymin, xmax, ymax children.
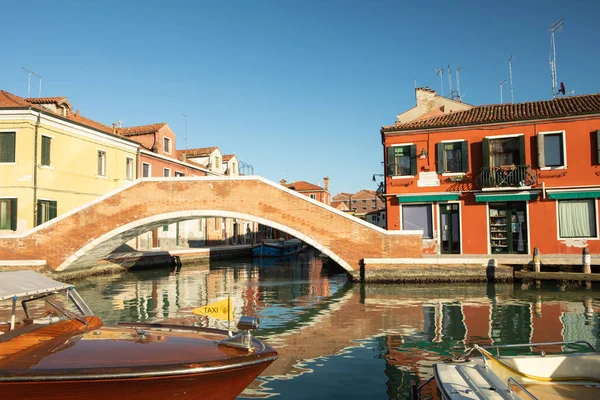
<box><xmin>32</xmin><ymin>108</ymin><xmax>41</xmax><ymax>226</ymax></box>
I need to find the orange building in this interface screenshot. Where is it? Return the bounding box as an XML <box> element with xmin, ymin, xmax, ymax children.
<box><xmin>381</xmin><ymin>93</ymin><xmax>600</xmax><ymax>255</ymax></box>
<box><xmin>280</xmin><ymin>177</ymin><xmax>331</xmax><ymax>205</ymax></box>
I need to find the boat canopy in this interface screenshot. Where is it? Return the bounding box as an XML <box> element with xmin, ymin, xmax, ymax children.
<box><xmin>0</xmin><ymin>271</ymin><xmax>72</xmax><ymax>301</ymax></box>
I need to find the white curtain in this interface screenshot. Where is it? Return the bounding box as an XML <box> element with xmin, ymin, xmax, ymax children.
<box><xmin>559</xmin><ymin>200</ymin><xmax>596</xmax><ymax>238</ymax></box>
<box><xmin>0</xmin><ymin>200</ymin><xmax>9</xmax><ymax>229</ymax></box>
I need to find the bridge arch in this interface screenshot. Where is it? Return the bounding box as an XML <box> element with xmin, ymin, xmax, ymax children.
<box><xmin>0</xmin><ymin>177</ymin><xmax>422</xmax><ymax>272</ymax></box>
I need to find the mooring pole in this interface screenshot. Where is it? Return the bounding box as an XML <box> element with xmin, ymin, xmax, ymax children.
<box><xmin>533</xmin><ymin>247</ymin><xmax>541</xmax><ymax>287</ymax></box>
<box><xmin>582</xmin><ymin>247</ymin><xmax>591</xmax><ymax>289</ymax></box>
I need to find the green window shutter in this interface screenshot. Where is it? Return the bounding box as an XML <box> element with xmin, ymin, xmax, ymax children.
<box><xmin>519</xmin><ymin>135</ymin><xmax>526</xmax><ymax>165</ymax></box>
<box><xmin>0</xmin><ymin>132</ymin><xmax>16</xmax><ymax>162</ymax></box>
<box><xmin>10</xmin><ymin>198</ymin><xmax>17</xmax><ymax>231</ymax></box>
<box><xmin>36</xmin><ymin>200</ymin><xmax>42</xmax><ymax>226</ymax></box>
<box><xmin>386</xmin><ymin>146</ymin><xmax>395</xmax><ymax>176</ymax></box>
<box><xmin>436</xmin><ymin>143</ymin><xmax>444</xmax><ymax>173</ymax></box>
<box><xmin>41</xmin><ymin>136</ymin><xmax>51</xmax><ymax>166</ymax></box>
<box><xmin>460</xmin><ymin>141</ymin><xmax>469</xmax><ymax>172</ymax></box>
<box><xmin>410</xmin><ymin>144</ymin><xmax>417</xmax><ymax>176</ymax></box>
<box><xmin>482</xmin><ymin>138</ymin><xmax>490</xmax><ymax>169</ymax></box>
<box><xmin>537</xmin><ymin>134</ymin><xmax>546</xmax><ymax>168</ymax></box>
<box><xmin>49</xmin><ymin>201</ymin><xmax>57</xmax><ymax>220</ymax></box>
<box><xmin>596</xmin><ymin>130</ymin><xmax>600</xmax><ymax>165</ymax></box>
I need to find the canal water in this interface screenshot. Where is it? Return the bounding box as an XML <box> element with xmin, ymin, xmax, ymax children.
<box><xmin>72</xmin><ymin>249</ymin><xmax>600</xmax><ymax>399</ymax></box>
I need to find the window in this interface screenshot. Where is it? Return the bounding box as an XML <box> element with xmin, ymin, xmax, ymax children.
<box><xmin>538</xmin><ymin>132</ymin><xmax>566</xmax><ymax>168</ymax></box>
<box><xmin>41</xmin><ymin>135</ymin><xmax>51</xmax><ymax>166</ymax></box>
<box><xmin>215</xmin><ymin>157</ymin><xmax>221</xmax><ymax>168</ymax></box>
<box><xmin>37</xmin><ymin>199</ymin><xmax>57</xmax><ymax>225</ymax></box>
<box><xmin>310</xmin><ymin>194</ymin><xmax>316</xmax><ymax>199</ymax></box>
<box><xmin>97</xmin><ymin>150</ymin><xmax>106</xmax><ymax>176</ymax></box>
<box><xmin>558</xmin><ymin>199</ymin><xmax>597</xmax><ymax>238</ymax></box>
<box><xmin>175</xmin><ymin>171</ymin><xmax>185</xmax><ymax>177</ymax></box>
<box><xmin>126</xmin><ymin>157</ymin><xmax>134</xmax><ymax>180</ymax></box>
<box><xmin>0</xmin><ymin>132</ymin><xmax>16</xmax><ymax>163</ymax></box>
<box><xmin>0</xmin><ymin>198</ymin><xmax>17</xmax><ymax>231</ymax></box>
<box><xmin>142</xmin><ymin>162</ymin><xmax>151</xmax><ymax>177</ymax></box>
<box><xmin>163</xmin><ymin>168</ymin><xmax>171</xmax><ymax>177</ymax></box>
<box><xmin>163</xmin><ymin>137</ymin><xmax>171</xmax><ymax>154</ymax></box>
<box><xmin>483</xmin><ymin>136</ymin><xmax>525</xmax><ymax>168</ymax></box>
<box><xmin>387</xmin><ymin>144</ymin><xmax>416</xmax><ymax>177</ymax></box>
<box><xmin>437</xmin><ymin>141</ymin><xmax>469</xmax><ymax>173</ymax></box>
<box><xmin>232</xmin><ymin>163</ymin><xmax>237</xmax><ymax>174</ymax></box>
<box><xmin>401</xmin><ymin>204</ymin><xmax>433</xmax><ymax>239</ymax></box>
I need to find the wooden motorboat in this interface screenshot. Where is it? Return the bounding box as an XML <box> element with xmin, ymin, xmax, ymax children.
<box><xmin>416</xmin><ymin>341</ymin><xmax>600</xmax><ymax>399</ymax></box>
<box><xmin>252</xmin><ymin>238</ymin><xmax>306</xmax><ymax>257</ymax></box>
<box><xmin>0</xmin><ymin>270</ymin><xmax>278</xmax><ymax>400</ymax></box>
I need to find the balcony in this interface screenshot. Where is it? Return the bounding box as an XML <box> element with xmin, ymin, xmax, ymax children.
<box><xmin>476</xmin><ymin>165</ymin><xmax>538</xmax><ymax>189</ymax></box>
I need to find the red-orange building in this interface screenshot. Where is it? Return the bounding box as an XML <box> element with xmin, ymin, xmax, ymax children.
<box><xmin>280</xmin><ymin>178</ymin><xmax>331</xmax><ymax>205</ymax></box>
<box><xmin>381</xmin><ymin>93</ymin><xmax>600</xmax><ymax>255</ymax></box>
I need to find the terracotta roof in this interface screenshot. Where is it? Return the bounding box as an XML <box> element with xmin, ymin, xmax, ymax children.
<box><xmin>180</xmin><ymin>147</ymin><xmax>219</xmax><ymax>158</ymax></box>
<box><xmin>382</xmin><ymin>93</ymin><xmax>600</xmax><ymax>132</ymax></box>
<box><xmin>285</xmin><ymin>181</ymin><xmax>325</xmax><ymax>191</ymax></box>
<box><xmin>119</xmin><ymin>123</ymin><xmax>166</xmax><ymax>137</ymax></box>
<box><xmin>0</xmin><ymin>90</ymin><xmax>34</xmax><ymax>107</ymax></box>
<box><xmin>222</xmin><ymin>154</ymin><xmax>235</xmax><ymax>161</ymax></box>
<box><xmin>26</xmin><ymin>96</ymin><xmax>71</xmax><ymax>106</ymax></box>
<box><xmin>66</xmin><ymin>110</ymin><xmax>114</xmax><ymax>133</ymax></box>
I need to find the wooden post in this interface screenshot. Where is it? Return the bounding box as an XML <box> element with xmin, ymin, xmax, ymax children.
<box><xmin>583</xmin><ymin>248</ymin><xmax>591</xmax><ymax>289</ymax></box>
<box><xmin>533</xmin><ymin>247</ymin><xmax>541</xmax><ymax>287</ymax></box>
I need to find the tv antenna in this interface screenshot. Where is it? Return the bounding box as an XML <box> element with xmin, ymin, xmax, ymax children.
<box><xmin>182</xmin><ymin>113</ymin><xmax>188</xmax><ymax>150</ymax></box>
<box><xmin>550</xmin><ymin>18</ymin><xmax>564</xmax><ymax>98</ymax></box>
<box><xmin>447</xmin><ymin>65</ymin><xmax>453</xmax><ymax>99</ymax></box>
<box><xmin>435</xmin><ymin>68</ymin><xmax>444</xmax><ymax>97</ymax></box>
<box><xmin>499</xmin><ymin>80</ymin><xmax>507</xmax><ymax>104</ymax></box>
<box><xmin>508</xmin><ymin>56</ymin><xmax>515</xmax><ymax>103</ymax></box>
<box><xmin>455</xmin><ymin>67</ymin><xmax>462</xmax><ymax>101</ymax></box>
<box><xmin>21</xmin><ymin>67</ymin><xmax>42</xmax><ymax>97</ymax></box>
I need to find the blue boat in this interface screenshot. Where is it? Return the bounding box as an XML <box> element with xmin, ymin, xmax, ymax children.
<box><xmin>252</xmin><ymin>238</ymin><xmax>306</xmax><ymax>257</ymax></box>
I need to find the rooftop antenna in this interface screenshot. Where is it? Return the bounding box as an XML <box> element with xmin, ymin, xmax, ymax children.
<box><xmin>447</xmin><ymin>65</ymin><xmax>453</xmax><ymax>99</ymax></box>
<box><xmin>182</xmin><ymin>113</ymin><xmax>188</xmax><ymax>150</ymax></box>
<box><xmin>21</xmin><ymin>67</ymin><xmax>42</xmax><ymax>97</ymax></box>
<box><xmin>435</xmin><ymin>68</ymin><xmax>444</xmax><ymax>97</ymax></box>
<box><xmin>550</xmin><ymin>18</ymin><xmax>564</xmax><ymax>98</ymax></box>
<box><xmin>508</xmin><ymin>56</ymin><xmax>515</xmax><ymax>103</ymax></box>
<box><xmin>499</xmin><ymin>80</ymin><xmax>507</xmax><ymax>104</ymax></box>
<box><xmin>455</xmin><ymin>67</ymin><xmax>462</xmax><ymax>101</ymax></box>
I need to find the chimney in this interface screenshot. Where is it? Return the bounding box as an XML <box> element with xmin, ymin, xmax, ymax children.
<box><xmin>279</xmin><ymin>179</ymin><xmax>287</xmax><ymax>185</ymax></box>
<box><xmin>323</xmin><ymin>176</ymin><xmax>329</xmax><ymax>191</ymax></box>
<box><xmin>75</xmin><ymin>109</ymin><xmax>80</xmax><ymax>117</ymax></box>
<box><xmin>118</xmin><ymin>120</ymin><xmax>122</xmax><ymax>128</ymax></box>
<box><xmin>182</xmin><ymin>153</ymin><xmax>187</xmax><ymax>162</ymax></box>
<box><xmin>112</xmin><ymin>123</ymin><xmax>116</xmax><ymax>134</ymax></box>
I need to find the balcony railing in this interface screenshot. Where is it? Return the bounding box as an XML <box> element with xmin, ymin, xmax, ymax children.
<box><xmin>476</xmin><ymin>165</ymin><xmax>538</xmax><ymax>189</ymax></box>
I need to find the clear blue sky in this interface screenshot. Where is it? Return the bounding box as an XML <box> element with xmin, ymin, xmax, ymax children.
<box><xmin>2</xmin><ymin>0</ymin><xmax>599</xmax><ymax>195</ymax></box>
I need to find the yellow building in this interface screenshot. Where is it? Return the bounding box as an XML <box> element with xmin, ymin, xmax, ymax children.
<box><xmin>0</xmin><ymin>91</ymin><xmax>139</xmax><ymax>235</ymax></box>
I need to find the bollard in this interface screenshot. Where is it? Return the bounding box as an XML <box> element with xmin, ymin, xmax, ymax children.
<box><xmin>582</xmin><ymin>248</ymin><xmax>591</xmax><ymax>274</ymax></box>
<box><xmin>533</xmin><ymin>247</ymin><xmax>540</xmax><ymax>273</ymax></box>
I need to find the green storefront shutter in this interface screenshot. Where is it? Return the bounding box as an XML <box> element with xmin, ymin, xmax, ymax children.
<box><xmin>436</xmin><ymin>143</ymin><xmax>444</xmax><ymax>173</ymax></box>
<box><xmin>460</xmin><ymin>141</ymin><xmax>469</xmax><ymax>172</ymax></box>
<box><xmin>410</xmin><ymin>144</ymin><xmax>417</xmax><ymax>176</ymax></box>
<box><xmin>482</xmin><ymin>138</ymin><xmax>490</xmax><ymax>169</ymax></box>
<box><xmin>0</xmin><ymin>132</ymin><xmax>16</xmax><ymax>162</ymax></box>
<box><xmin>596</xmin><ymin>130</ymin><xmax>600</xmax><ymax>165</ymax></box>
<box><xmin>386</xmin><ymin>146</ymin><xmax>395</xmax><ymax>176</ymax></box>
<box><xmin>519</xmin><ymin>135</ymin><xmax>526</xmax><ymax>165</ymax></box>
<box><xmin>10</xmin><ymin>198</ymin><xmax>17</xmax><ymax>231</ymax></box>
<box><xmin>49</xmin><ymin>201</ymin><xmax>57</xmax><ymax>220</ymax></box>
<box><xmin>41</xmin><ymin>136</ymin><xmax>51</xmax><ymax>166</ymax></box>
<box><xmin>36</xmin><ymin>200</ymin><xmax>42</xmax><ymax>226</ymax></box>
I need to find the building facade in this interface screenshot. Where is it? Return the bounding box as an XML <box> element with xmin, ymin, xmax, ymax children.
<box><xmin>381</xmin><ymin>93</ymin><xmax>600</xmax><ymax>255</ymax></box>
<box><xmin>280</xmin><ymin>178</ymin><xmax>331</xmax><ymax>205</ymax></box>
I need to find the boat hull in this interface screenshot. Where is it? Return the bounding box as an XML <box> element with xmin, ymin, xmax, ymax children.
<box><xmin>1</xmin><ymin>360</ymin><xmax>273</xmax><ymax>400</ymax></box>
<box><xmin>252</xmin><ymin>239</ymin><xmax>306</xmax><ymax>257</ymax></box>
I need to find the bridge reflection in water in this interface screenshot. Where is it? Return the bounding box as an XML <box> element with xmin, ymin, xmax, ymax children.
<box><xmin>72</xmin><ymin>250</ymin><xmax>600</xmax><ymax>400</ymax></box>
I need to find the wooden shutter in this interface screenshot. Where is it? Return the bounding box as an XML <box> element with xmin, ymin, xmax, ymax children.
<box><xmin>49</xmin><ymin>201</ymin><xmax>57</xmax><ymax>220</ymax></box>
<box><xmin>519</xmin><ymin>135</ymin><xmax>526</xmax><ymax>165</ymax></box>
<box><xmin>0</xmin><ymin>132</ymin><xmax>16</xmax><ymax>162</ymax></box>
<box><xmin>410</xmin><ymin>144</ymin><xmax>417</xmax><ymax>176</ymax></box>
<box><xmin>436</xmin><ymin>143</ymin><xmax>444</xmax><ymax>173</ymax></box>
<box><xmin>596</xmin><ymin>130</ymin><xmax>600</xmax><ymax>165</ymax></box>
<box><xmin>36</xmin><ymin>200</ymin><xmax>43</xmax><ymax>226</ymax></box>
<box><xmin>482</xmin><ymin>138</ymin><xmax>490</xmax><ymax>169</ymax></box>
<box><xmin>41</xmin><ymin>136</ymin><xmax>51</xmax><ymax>166</ymax></box>
<box><xmin>461</xmin><ymin>141</ymin><xmax>469</xmax><ymax>172</ymax></box>
<box><xmin>10</xmin><ymin>198</ymin><xmax>17</xmax><ymax>231</ymax></box>
<box><xmin>537</xmin><ymin>134</ymin><xmax>546</xmax><ymax>168</ymax></box>
<box><xmin>386</xmin><ymin>147</ymin><xmax>395</xmax><ymax>176</ymax></box>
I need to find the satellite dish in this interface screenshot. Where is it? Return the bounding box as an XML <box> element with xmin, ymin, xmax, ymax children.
<box><xmin>559</xmin><ymin>82</ymin><xmax>566</xmax><ymax>95</ymax></box>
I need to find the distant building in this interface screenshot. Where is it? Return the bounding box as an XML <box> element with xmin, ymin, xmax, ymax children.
<box><xmin>280</xmin><ymin>177</ymin><xmax>331</xmax><ymax>205</ymax></box>
<box><xmin>396</xmin><ymin>87</ymin><xmax>472</xmax><ymax>124</ymax></box>
<box><xmin>331</xmin><ymin>190</ymin><xmax>386</xmax><ymax>226</ymax></box>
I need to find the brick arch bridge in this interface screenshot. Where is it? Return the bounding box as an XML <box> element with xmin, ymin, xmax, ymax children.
<box><xmin>0</xmin><ymin>177</ymin><xmax>421</xmax><ymax>273</ymax></box>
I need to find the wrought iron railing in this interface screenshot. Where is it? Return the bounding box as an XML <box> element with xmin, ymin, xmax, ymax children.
<box><xmin>476</xmin><ymin>165</ymin><xmax>538</xmax><ymax>189</ymax></box>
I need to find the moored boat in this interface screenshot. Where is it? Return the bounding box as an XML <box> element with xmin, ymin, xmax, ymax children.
<box><xmin>415</xmin><ymin>341</ymin><xmax>600</xmax><ymax>400</ymax></box>
<box><xmin>0</xmin><ymin>270</ymin><xmax>278</xmax><ymax>400</ymax></box>
<box><xmin>252</xmin><ymin>238</ymin><xmax>306</xmax><ymax>257</ymax></box>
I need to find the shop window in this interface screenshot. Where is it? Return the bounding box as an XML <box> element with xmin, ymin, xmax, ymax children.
<box><xmin>558</xmin><ymin>199</ymin><xmax>597</xmax><ymax>238</ymax></box>
<box><xmin>537</xmin><ymin>131</ymin><xmax>566</xmax><ymax>168</ymax></box>
<box><xmin>37</xmin><ymin>199</ymin><xmax>57</xmax><ymax>225</ymax></box>
<box><xmin>0</xmin><ymin>198</ymin><xmax>17</xmax><ymax>230</ymax></box>
<box><xmin>401</xmin><ymin>204</ymin><xmax>433</xmax><ymax>239</ymax></box>
<box><xmin>387</xmin><ymin>144</ymin><xmax>416</xmax><ymax>177</ymax></box>
<box><xmin>437</xmin><ymin>141</ymin><xmax>469</xmax><ymax>173</ymax></box>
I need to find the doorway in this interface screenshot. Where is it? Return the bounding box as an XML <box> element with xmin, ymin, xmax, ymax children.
<box><xmin>489</xmin><ymin>202</ymin><xmax>528</xmax><ymax>254</ymax></box>
<box><xmin>440</xmin><ymin>203</ymin><xmax>460</xmax><ymax>254</ymax></box>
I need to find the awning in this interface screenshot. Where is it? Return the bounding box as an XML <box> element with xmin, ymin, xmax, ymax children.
<box><xmin>547</xmin><ymin>190</ymin><xmax>600</xmax><ymax>200</ymax></box>
<box><xmin>475</xmin><ymin>192</ymin><xmax>538</xmax><ymax>203</ymax></box>
<box><xmin>396</xmin><ymin>193</ymin><xmax>460</xmax><ymax>203</ymax></box>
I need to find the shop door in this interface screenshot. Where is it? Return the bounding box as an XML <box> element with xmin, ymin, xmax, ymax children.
<box><xmin>440</xmin><ymin>203</ymin><xmax>460</xmax><ymax>254</ymax></box>
<box><xmin>489</xmin><ymin>202</ymin><xmax>528</xmax><ymax>254</ymax></box>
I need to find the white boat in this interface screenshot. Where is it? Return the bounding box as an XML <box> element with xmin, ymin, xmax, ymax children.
<box><xmin>415</xmin><ymin>341</ymin><xmax>600</xmax><ymax>400</ymax></box>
